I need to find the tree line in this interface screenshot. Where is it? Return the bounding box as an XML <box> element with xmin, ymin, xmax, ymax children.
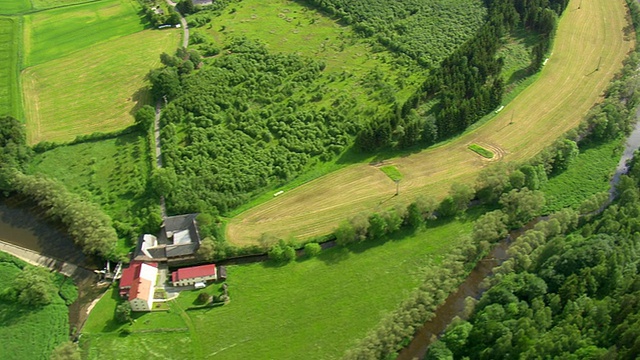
<box><xmin>0</xmin><ymin>116</ymin><xmax>118</xmax><ymax>260</ymax></box>
<box><xmin>357</xmin><ymin>0</ymin><xmax>567</xmax><ymax>152</ymax></box>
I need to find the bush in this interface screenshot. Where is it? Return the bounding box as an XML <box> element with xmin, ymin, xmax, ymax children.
<box><xmin>304</xmin><ymin>242</ymin><xmax>322</xmax><ymax>258</ymax></box>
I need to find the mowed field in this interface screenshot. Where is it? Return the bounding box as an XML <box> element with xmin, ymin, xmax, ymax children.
<box><xmin>0</xmin><ymin>17</ymin><xmax>20</xmax><ymax>118</ymax></box>
<box><xmin>23</xmin><ymin>29</ymin><xmax>180</xmax><ymax>144</ymax></box>
<box><xmin>0</xmin><ymin>0</ymin><xmax>30</xmax><ymax>14</ymax></box>
<box><xmin>227</xmin><ymin>0</ymin><xmax>635</xmax><ymax>245</ymax></box>
<box><xmin>23</xmin><ymin>0</ymin><xmax>145</xmax><ymax>67</ymax></box>
<box><xmin>83</xmin><ymin>217</ymin><xmax>475</xmax><ymax>359</ymax></box>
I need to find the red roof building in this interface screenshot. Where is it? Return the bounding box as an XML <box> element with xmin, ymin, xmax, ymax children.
<box><xmin>171</xmin><ymin>264</ymin><xmax>217</xmax><ymax>287</ymax></box>
<box><xmin>119</xmin><ymin>261</ymin><xmax>157</xmax><ymax>297</ymax></box>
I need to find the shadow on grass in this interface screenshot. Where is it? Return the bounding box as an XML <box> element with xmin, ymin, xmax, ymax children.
<box><xmin>101</xmin><ymin>288</ymin><xmax>126</xmax><ymax>333</ymax></box>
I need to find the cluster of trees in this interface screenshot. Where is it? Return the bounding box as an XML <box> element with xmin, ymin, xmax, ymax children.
<box><xmin>152</xmin><ymin>39</ymin><xmax>359</xmax><ymax>215</ymax></box>
<box><xmin>301</xmin><ymin>0</ymin><xmax>487</xmax><ymax>67</ymax></box>
<box><xmin>7</xmin><ymin>172</ymin><xmax>118</xmax><ymax>259</ymax></box>
<box><xmin>140</xmin><ymin>0</ymin><xmax>181</xmax><ymax>27</ymax></box>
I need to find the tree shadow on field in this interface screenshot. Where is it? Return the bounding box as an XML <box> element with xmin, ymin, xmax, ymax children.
<box><xmin>317</xmin><ymin>246</ymin><xmax>350</xmax><ymax>265</ymax></box>
<box><xmin>128</xmin><ymin>87</ymin><xmax>152</xmax><ymax>117</ymax></box>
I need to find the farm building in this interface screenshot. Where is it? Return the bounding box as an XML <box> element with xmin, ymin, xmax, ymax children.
<box><xmin>119</xmin><ymin>261</ymin><xmax>158</xmax><ymax>312</ymax></box>
<box><xmin>134</xmin><ymin>214</ymin><xmax>202</xmax><ymax>262</ymax></box>
<box><xmin>171</xmin><ymin>264</ymin><xmax>217</xmax><ymax>287</ymax></box>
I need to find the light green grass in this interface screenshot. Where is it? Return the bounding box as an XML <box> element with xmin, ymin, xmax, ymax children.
<box><xmin>83</xmin><ymin>216</ymin><xmax>476</xmax><ymax>359</ymax></box>
<box><xmin>0</xmin><ymin>0</ymin><xmax>30</xmax><ymax>14</ymax></box>
<box><xmin>0</xmin><ymin>17</ymin><xmax>21</xmax><ymax>118</ymax></box>
<box><xmin>23</xmin><ymin>28</ymin><xmax>180</xmax><ymax>143</ymax></box>
<box><xmin>468</xmin><ymin>144</ymin><xmax>494</xmax><ymax>159</ymax></box>
<box><xmin>541</xmin><ymin>137</ymin><xmax>623</xmax><ymax>213</ymax></box>
<box><xmin>27</xmin><ymin>133</ymin><xmax>157</xmax><ymax>251</ymax></box>
<box><xmin>380</xmin><ymin>165</ymin><xmax>403</xmax><ymax>181</ymax></box>
<box><xmin>23</xmin><ymin>0</ymin><xmax>146</xmax><ymax>67</ymax></box>
<box><xmin>0</xmin><ymin>252</ymin><xmax>71</xmax><ymax>360</ymax></box>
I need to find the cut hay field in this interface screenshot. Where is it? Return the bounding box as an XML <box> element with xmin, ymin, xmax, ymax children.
<box><xmin>227</xmin><ymin>0</ymin><xmax>634</xmax><ymax>245</ymax></box>
<box><xmin>0</xmin><ymin>17</ymin><xmax>20</xmax><ymax>118</ymax></box>
<box><xmin>23</xmin><ymin>28</ymin><xmax>180</xmax><ymax>144</ymax></box>
<box><xmin>83</xmin><ymin>215</ymin><xmax>476</xmax><ymax>359</ymax></box>
<box><xmin>23</xmin><ymin>0</ymin><xmax>146</xmax><ymax>67</ymax></box>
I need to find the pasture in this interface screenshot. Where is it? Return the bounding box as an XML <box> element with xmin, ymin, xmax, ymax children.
<box><xmin>23</xmin><ymin>28</ymin><xmax>180</xmax><ymax>144</ymax></box>
<box><xmin>83</xmin><ymin>215</ymin><xmax>476</xmax><ymax>359</ymax></box>
<box><xmin>23</xmin><ymin>0</ymin><xmax>146</xmax><ymax>67</ymax></box>
<box><xmin>227</xmin><ymin>0</ymin><xmax>634</xmax><ymax>245</ymax></box>
<box><xmin>0</xmin><ymin>17</ymin><xmax>20</xmax><ymax>118</ymax></box>
<box><xmin>32</xmin><ymin>0</ymin><xmax>94</xmax><ymax>10</ymax></box>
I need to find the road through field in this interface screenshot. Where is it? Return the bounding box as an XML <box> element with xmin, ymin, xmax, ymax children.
<box><xmin>227</xmin><ymin>0</ymin><xmax>635</xmax><ymax>245</ymax></box>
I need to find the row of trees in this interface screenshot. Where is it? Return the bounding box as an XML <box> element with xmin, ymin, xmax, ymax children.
<box><xmin>356</xmin><ymin>0</ymin><xmax>567</xmax><ymax>153</ymax></box>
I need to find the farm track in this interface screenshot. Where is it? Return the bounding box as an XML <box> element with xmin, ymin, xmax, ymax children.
<box><xmin>227</xmin><ymin>0</ymin><xmax>635</xmax><ymax>245</ymax></box>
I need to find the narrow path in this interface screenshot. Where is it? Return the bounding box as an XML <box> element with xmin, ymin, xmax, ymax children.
<box><xmin>0</xmin><ymin>238</ymin><xmax>94</xmax><ymax>278</ymax></box>
<box><xmin>165</xmin><ymin>0</ymin><xmax>189</xmax><ymax>48</ymax></box>
<box><xmin>155</xmin><ymin>99</ymin><xmax>168</xmax><ymax>218</ymax></box>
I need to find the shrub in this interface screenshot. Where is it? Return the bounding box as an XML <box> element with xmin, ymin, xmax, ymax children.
<box><xmin>304</xmin><ymin>242</ymin><xmax>322</xmax><ymax>258</ymax></box>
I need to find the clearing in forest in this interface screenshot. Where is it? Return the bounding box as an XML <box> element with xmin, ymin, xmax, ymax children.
<box><xmin>227</xmin><ymin>0</ymin><xmax>634</xmax><ymax>245</ymax></box>
<box><xmin>0</xmin><ymin>17</ymin><xmax>20</xmax><ymax>118</ymax></box>
<box><xmin>23</xmin><ymin>29</ymin><xmax>180</xmax><ymax>144</ymax></box>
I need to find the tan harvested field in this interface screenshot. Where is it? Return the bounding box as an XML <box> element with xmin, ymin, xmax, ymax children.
<box><xmin>228</xmin><ymin>0</ymin><xmax>634</xmax><ymax>245</ymax></box>
<box><xmin>23</xmin><ymin>29</ymin><xmax>180</xmax><ymax>144</ymax></box>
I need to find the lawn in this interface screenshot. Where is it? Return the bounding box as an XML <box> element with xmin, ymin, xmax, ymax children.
<box><xmin>23</xmin><ymin>0</ymin><xmax>146</xmax><ymax>67</ymax></box>
<box><xmin>0</xmin><ymin>17</ymin><xmax>21</xmax><ymax>118</ymax></box>
<box><xmin>0</xmin><ymin>0</ymin><xmax>30</xmax><ymax>14</ymax></box>
<box><xmin>23</xmin><ymin>28</ymin><xmax>180</xmax><ymax>144</ymax></box>
<box><xmin>227</xmin><ymin>0</ymin><xmax>634</xmax><ymax>245</ymax></box>
<box><xmin>0</xmin><ymin>252</ymin><xmax>71</xmax><ymax>360</ymax></box>
<box><xmin>541</xmin><ymin>138</ymin><xmax>623</xmax><ymax>212</ymax></box>
<box><xmin>27</xmin><ymin>132</ymin><xmax>158</xmax><ymax>252</ymax></box>
<box><xmin>83</xmin><ymin>215</ymin><xmax>476</xmax><ymax>359</ymax></box>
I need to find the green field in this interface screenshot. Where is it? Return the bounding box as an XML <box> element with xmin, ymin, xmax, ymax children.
<box><xmin>83</xmin><ymin>216</ymin><xmax>476</xmax><ymax>359</ymax></box>
<box><xmin>0</xmin><ymin>0</ymin><xmax>30</xmax><ymax>14</ymax></box>
<box><xmin>227</xmin><ymin>0</ymin><xmax>634</xmax><ymax>244</ymax></box>
<box><xmin>23</xmin><ymin>0</ymin><xmax>146</xmax><ymax>67</ymax></box>
<box><xmin>0</xmin><ymin>253</ymin><xmax>72</xmax><ymax>360</ymax></box>
<box><xmin>0</xmin><ymin>17</ymin><xmax>21</xmax><ymax>118</ymax></box>
<box><xmin>541</xmin><ymin>138</ymin><xmax>623</xmax><ymax>212</ymax></box>
<box><xmin>23</xmin><ymin>28</ymin><xmax>180</xmax><ymax>143</ymax></box>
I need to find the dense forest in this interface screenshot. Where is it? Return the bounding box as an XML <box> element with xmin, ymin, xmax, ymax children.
<box><xmin>300</xmin><ymin>0</ymin><xmax>487</xmax><ymax>66</ymax></box>
<box><xmin>429</xmin><ymin>171</ymin><xmax>640</xmax><ymax>358</ymax></box>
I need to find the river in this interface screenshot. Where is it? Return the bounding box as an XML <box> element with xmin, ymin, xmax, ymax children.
<box><xmin>396</xmin><ymin>117</ymin><xmax>640</xmax><ymax>360</ymax></box>
<box><xmin>0</xmin><ymin>197</ymin><xmax>104</xmax><ymax>333</ymax></box>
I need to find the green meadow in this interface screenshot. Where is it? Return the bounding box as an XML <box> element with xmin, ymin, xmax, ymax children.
<box><xmin>23</xmin><ymin>0</ymin><xmax>146</xmax><ymax>67</ymax></box>
<box><xmin>0</xmin><ymin>0</ymin><xmax>31</xmax><ymax>14</ymax></box>
<box><xmin>83</xmin><ymin>215</ymin><xmax>477</xmax><ymax>359</ymax></box>
<box><xmin>0</xmin><ymin>17</ymin><xmax>20</xmax><ymax>118</ymax></box>
<box><xmin>542</xmin><ymin>137</ymin><xmax>623</xmax><ymax>213</ymax></box>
